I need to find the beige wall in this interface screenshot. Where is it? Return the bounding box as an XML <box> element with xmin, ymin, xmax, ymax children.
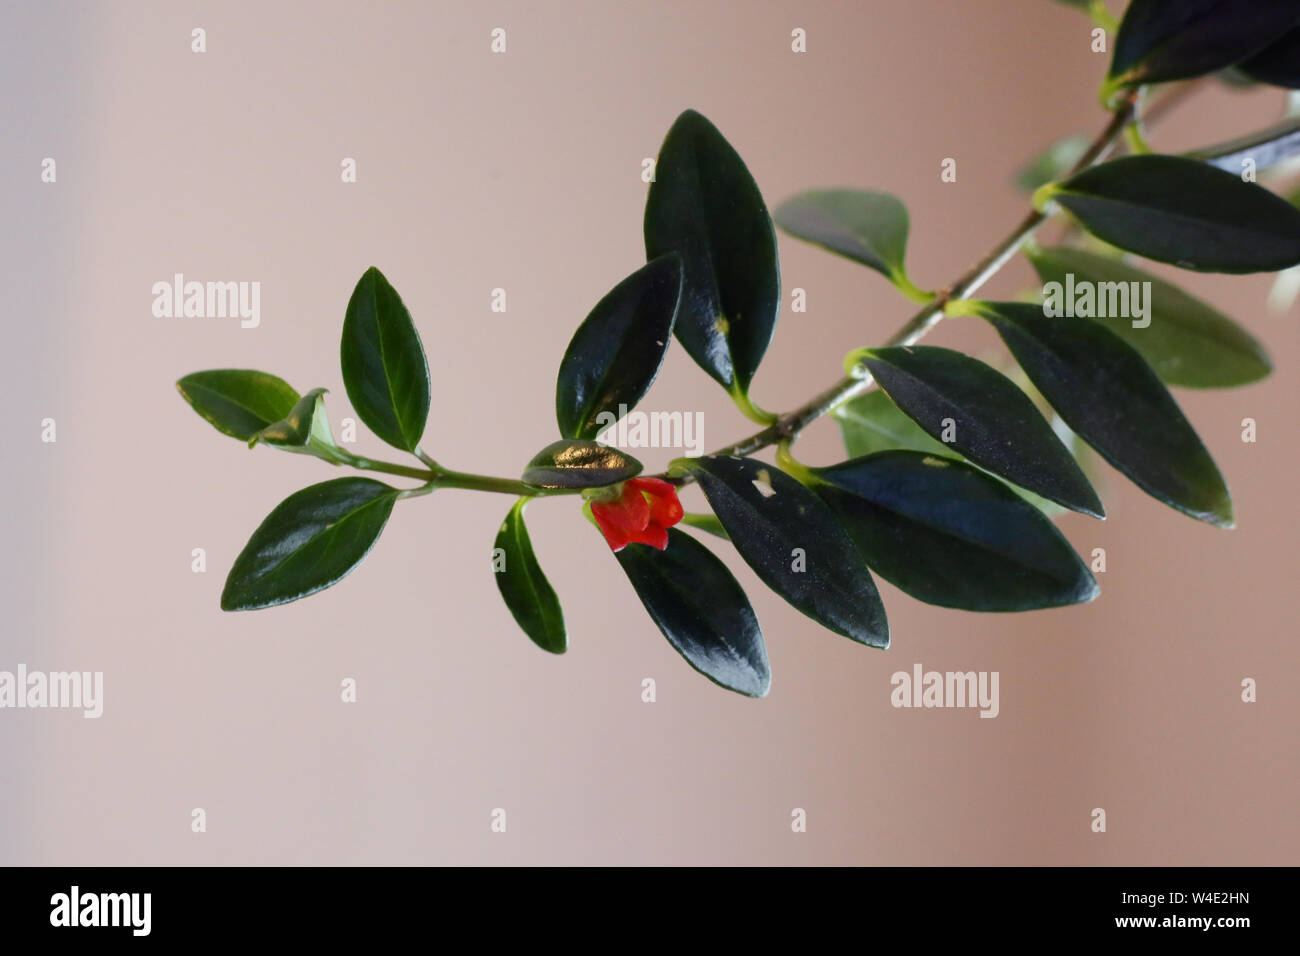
<box><xmin>2</xmin><ymin>0</ymin><xmax>1295</xmax><ymax>864</ymax></box>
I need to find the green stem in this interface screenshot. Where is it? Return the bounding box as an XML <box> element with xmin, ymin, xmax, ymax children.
<box><xmin>432</xmin><ymin>468</ymin><xmax>574</xmax><ymax>497</ymax></box>
<box><xmin>334</xmin><ymin>451</ymin><xmax>436</xmax><ymax>481</ymax></box>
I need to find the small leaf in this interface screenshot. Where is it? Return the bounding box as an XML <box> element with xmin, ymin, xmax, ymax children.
<box><xmin>682</xmin><ymin>456</ymin><xmax>888</xmax><ymax>648</ymax></box>
<box><xmin>1027</xmin><ymin>244</ymin><xmax>1272</xmax><ymax>387</ymax></box>
<box><xmin>555</xmin><ymin>254</ymin><xmax>683</xmax><ymax>440</ymax></box>
<box><xmin>679</xmin><ymin>512</ymin><xmax>730</xmax><ymax>540</ymax></box>
<box><xmin>494</xmin><ymin>498</ymin><xmax>566</xmax><ymax>653</ymax></box>
<box><xmin>858</xmin><ymin>346</ymin><xmax>1103</xmax><ymax>517</ymax></box>
<box><xmin>176</xmin><ymin>369</ymin><xmax>300</xmax><ymax>441</ymax></box>
<box><xmin>834</xmin><ymin>389</ymin><xmax>950</xmax><ymax>459</ymax></box>
<box><xmin>340</xmin><ymin>267</ymin><xmax>431</xmax><ymax>452</ymax></box>
<box><xmin>221</xmin><ymin>477</ymin><xmax>401</xmax><ymax>611</ymax></box>
<box><xmin>521</xmin><ymin>439</ymin><xmax>642</xmax><ymax>489</ymax></box>
<box><xmin>1107</xmin><ymin>0</ymin><xmax>1300</xmax><ymax>90</ymax></box>
<box><xmin>972</xmin><ymin>301</ymin><xmax>1233</xmax><ymax>527</ymax></box>
<box><xmin>1045</xmin><ymin>155</ymin><xmax>1300</xmax><ymax>273</ymax></box>
<box><xmin>1237</xmin><ymin>26</ymin><xmax>1300</xmax><ymax>88</ymax></box>
<box><xmin>644</xmin><ymin>109</ymin><xmax>780</xmax><ymax>396</ymax></box>
<box><xmin>615</xmin><ymin>527</ymin><xmax>769</xmax><ymax>697</ymax></box>
<box><xmin>249</xmin><ymin>387</ymin><xmax>340</xmax><ymax>457</ymax></box>
<box><xmin>811</xmin><ymin>451</ymin><xmax>1098</xmax><ymax>611</ymax></box>
<box><xmin>773</xmin><ymin>189</ymin><xmax>923</xmax><ymax>296</ymax></box>
<box><xmin>1014</xmin><ymin>134</ymin><xmax>1089</xmax><ymax>193</ymax></box>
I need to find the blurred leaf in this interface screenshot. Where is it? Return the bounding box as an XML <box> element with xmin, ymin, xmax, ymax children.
<box><xmin>644</xmin><ymin>110</ymin><xmax>780</xmax><ymax>398</ymax></box>
<box><xmin>859</xmin><ymin>346</ymin><xmax>1103</xmax><ymax>517</ymax></box>
<box><xmin>682</xmin><ymin>456</ymin><xmax>888</xmax><ymax>648</ymax></box>
<box><xmin>1015</xmin><ymin>134</ymin><xmax>1089</xmax><ymax>193</ymax></box>
<box><xmin>679</xmin><ymin>512</ymin><xmax>730</xmax><ymax>540</ymax></box>
<box><xmin>1236</xmin><ymin>25</ymin><xmax>1300</xmax><ymax>88</ymax></box>
<box><xmin>615</xmin><ymin>528</ymin><xmax>769</xmax><ymax>697</ymax></box>
<box><xmin>341</xmin><ymin>267</ymin><xmax>431</xmax><ymax>452</ymax></box>
<box><xmin>494</xmin><ymin>498</ymin><xmax>566</xmax><ymax>653</ymax></box>
<box><xmin>972</xmin><ymin>301</ymin><xmax>1233</xmax><ymax>527</ymax></box>
<box><xmin>1044</xmin><ymin>155</ymin><xmax>1300</xmax><ymax>273</ymax></box>
<box><xmin>221</xmin><ymin>478</ymin><xmax>400</xmax><ymax>611</ymax></box>
<box><xmin>1188</xmin><ymin>116</ymin><xmax>1300</xmax><ymax>174</ymax></box>
<box><xmin>521</xmin><ymin>440</ymin><xmax>642</xmax><ymax>489</ymax></box>
<box><xmin>773</xmin><ymin>189</ymin><xmax>924</xmax><ymax>297</ymax></box>
<box><xmin>176</xmin><ymin>369</ymin><xmax>300</xmax><ymax>441</ymax></box>
<box><xmin>556</xmin><ymin>254</ymin><xmax>683</xmax><ymax>441</ymax></box>
<box><xmin>1107</xmin><ymin>0</ymin><xmax>1300</xmax><ymax>91</ymax></box>
<box><xmin>812</xmin><ymin>451</ymin><xmax>1098</xmax><ymax>611</ymax></box>
<box><xmin>1027</xmin><ymin>244</ymin><xmax>1271</xmax><ymax>387</ymax></box>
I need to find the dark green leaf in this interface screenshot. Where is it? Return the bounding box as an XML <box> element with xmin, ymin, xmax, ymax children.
<box><xmin>682</xmin><ymin>456</ymin><xmax>888</xmax><ymax>648</ymax></box>
<box><xmin>221</xmin><ymin>477</ymin><xmax>400</xmax><ymax>611</ymax></box>
<box><xmin>616</xmin><ymin>528</ymin><xmax>769</xmax><ymax>697</ymax></box>
<box><xmin>1238</xmin><ymin>26</ymin><xmax>1300</xmax><ymax>88</ymax></box>
<box><xmin>494</xmin><ymin>498</ymin><xmax>566</xmax><ymax>653</ymax></box>
<box><xmin>1188</xmin><ymin>116</ymin><xmax>1300</xmax><ymax>174</ymax></box>
<box><xmin>1108</xmin><ymin>0</ymin><xmax>1300</xmax><ymax>90</ymax></box>
<box><xmin>1045</xmin><ymin>155</ymin><xmax>1300</xmax><ymax>273</ymax></box>
<box><xmin>176</xmin><ymin>369</ymin><xmax>300</xmax><ymax>441</ymax></box>
<box><xmin>521</xmin><ymin>439</ymin><xmax>642</xmax><ymax>489</ymax></box>
<box><xmin>773</xmin><ymin>189</ymin><xmax>921</xmax><ymax>294</ymax></box>
<box><xmin>811</xmin><ymin>451</ymin><xmax>1098</xmax><ymax>611</ymax></box>
<box><xmin>249</xmin><ymin>387</ymin><xmax>338</xmax><ymax>455</ymax></box>
<box><xmin>1027</xmin><ymin>244</ymin><xmax>1271</xmax><ymax>387</ymax></box>
<box><xmin>859</xmin><ymin>346</ymin><xmax>1103</xmax><ymax>517</ymax></box>
<box><xmin>971</xmin><ymin>301</ymin><xmax>1233</xmax><ymax>527</ymax></box>
<box><xmin>340</xmin><ymin>267</ymin><xmax>431</xmax><ymax>452</ymax></box>
<box><xmin>1015</xmin><ymin>134</ymin><xmax>1089</xmax><ymax>193</ymax></box>
<box><xmin>555</xmin><ymin>254</ymin><xmax>683</xmax><ymax>440</ymax></box>
<box><xmin>644</xmin><ymin>109</ymin><xmax>780</xmax><ymax>396</ymax></box>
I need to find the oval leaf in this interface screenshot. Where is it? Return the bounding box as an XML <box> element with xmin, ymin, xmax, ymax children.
<box><xmin>859</xmin><ymin>346</ymin><xmax>1103</xmax><ymax>517</ymax></box>
<box><xmin>494</xmin><ymin>498</ymin><xmax>566</xmax><ymax>653</ymax></box>
<box><xmin>811</xmin><ymin>451</ymin><xmax>1098</xmax><ymax>611</ymax></box>
<box><xmin>1108</xmin><ymin>0</ymin><xmax>1300</xmax><ymax>89</ymax></box>
<box><xmin>773</xmin><ymin>189</ymin><xmax>918</xmax><ymax>293</ymax></box>
<box><xmin>1046</xmin><ymin>155</ymin><xmax>1300</xmax><ymax>274</ymax></box>
<box><xmin>555</xmin><ymin>253</ymin><xmax>683</xmax><ymax>440</ymax></box>
<box><xmin>644</xmin><ymin>109</ymin><xmax>780</xmax><ymax>396</ymax></box>
<box><xmin>521</xmin><ymin>439</ymin><xmax>642</xmax><ymax>489</ymax></box>
<box><xmin>341</xmin><ymin>267</ymin><xmax>431</xmax><ymax>452</ymax></box>
<box><xmin>615</xmin><ymin>527</ymin><xmax>769</xmax><ymax>697</ymax></box>
<box><xmin>1015</xmin><ymin>134</ymin><xmax>1089</xmax><ymax>193</ymax></box>
<box><xmin>971</xmin><ymin>301</ymin><xmax>1233</xmax><ymax>527</ymax></box>
<box><xmin>1237</xmin><ymin>26</ymin><xmax>1300</xmax><ymax>88</ymax></box>
<box><xmin>682</xmin><ymin>456</ymin><xmax>888</xmax><ymax>648</ymax></box>
<box><xmin>176</xmin><ymin>369</ymin><xmax>300</xmax><ymax>441</ymax></box>
<box><xmin>1027</xmin><ymin>244</ymin><xmax>1272</xmax><ymax>387</ymax></box>
<box><xmin>221</xmin><ymin>477</ymin><xmax>401</xmax><ymax>611</ymax></box>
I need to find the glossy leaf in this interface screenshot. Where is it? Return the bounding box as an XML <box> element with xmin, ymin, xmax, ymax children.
<box><xmin>176</xmin><ymin>369</ymin><xmax>300</xmax><ymax>441</ymax></box>
<box><xmin>221</xmin><ymin>478</ymin><xmax>400</xmax><ymax>611</ymax></box>
<box><xmin>1238</xmin><ymin>26</ymin><xmax>1300</xmax><ymax>88</ymax></box>
<box><xmin>494</xmin><ymin>498</ymin><xmax>566</xmax><ymax>653</ymax></box>
<box><xmin>340</xmin><ymin>267</ymin><xmax>431</xmax><ymax>452</ymax></box>
<box><xmin>972</xmin><ymin>301</ymin><xmax>1233</xmax><ymax>527</ymax></box>
<box><xmin>811</xmin><ymin>451</ymin><xmax>1098</xmax><ymax>611</ymax></box>
<box><xmin>521</xmin><ymin>440</ymin><xmax>642</xmax><ymax>489</ymax></box>
<box><xmin>1107</xmin><ymin>0</ymin><xmax>1300</xmax><ymax>90</ymax></box>
<box><xmin>555</xmin><ymin>254</ymin><xmax>683</xmax><ymax>440</ymax></box>
<box><xmin>682</xmin><ymin>456</ymin><xmax>888</xmax><ymax>648</ymax></box>
<box><xmin>773</xmin><ymin>189</ymin><xmax>921</xmax><ymax>294</ymax></box>
<box><xmin>615</xmin><ymin>527</ymin><xmax>769</xmax><ymax>697</ymax></box>
<box><xmin>644</xmin><ymin>109</ymin><xmax>780</xmax><ymax>396</ymax></box>
<box><xmin>1015</xmin><ymin>134</ymin><xmax>1089</xmax><ymax>193</ymax></box>
<box><xmin>1045</xmin><ymin>155</ymin><xmax>1300</xmax><ymax>273</ymax></box>
<box><xmin>1026</xmin><ymin>244</ymin><xmax>1271</xmax><ymax>387</ymax></box>
<box><xmin>858</xmin><ymin>346</ymin><xmax>1103</xmax><ymax>517</ymax></box>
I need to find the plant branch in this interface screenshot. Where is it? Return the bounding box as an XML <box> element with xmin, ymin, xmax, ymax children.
<box><xmin>655</xmin><ymin>92</ymin><xmax>1140</xmax><ymax>486</ymax></box>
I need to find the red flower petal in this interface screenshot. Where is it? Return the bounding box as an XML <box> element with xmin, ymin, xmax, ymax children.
<box><xmin>638</xmin><ymin>522</ymin><xmax>669</xmax><ymax>550</ymax></box>
<box><xmin>591</xmin><ymin>506</ymin><xmax>632</xmax><ymax>552</ymax></box>
<box><xmin>591</xmin><ymin>483</ymin><xmax>650</xmax><ymax>533</ymax></box>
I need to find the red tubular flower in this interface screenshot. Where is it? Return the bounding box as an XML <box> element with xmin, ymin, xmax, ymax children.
<box><xmin>591</xmin><ymin>477</ymin><xmax>684</xmax><ymax>552</ymax></box>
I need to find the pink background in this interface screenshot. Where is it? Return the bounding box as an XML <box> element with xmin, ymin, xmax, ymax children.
<box><xmin>2</xmin><ymin>0</ymin><xmax>1296</xmax><ymax>864</ymax></box>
